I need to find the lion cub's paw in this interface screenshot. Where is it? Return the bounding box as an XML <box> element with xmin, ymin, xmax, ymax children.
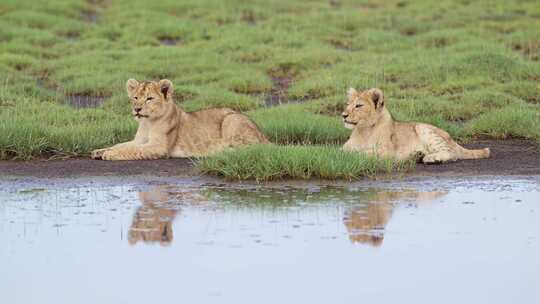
<box><xmin>422</xmin><ymin>152</ymin><xmax>456</xmax><ymax>164</ymax></box>
<box><xmin>101</xmin><ymin>150</ymin><xmax>119</xmax><ymax>161</ymax></box>
<box><xmin>91</xmin><ymin>148</ymin><xmax>109</xmax><ymax>160</ymax></box>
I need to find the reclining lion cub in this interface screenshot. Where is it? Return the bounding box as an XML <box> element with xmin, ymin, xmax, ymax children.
<box><xmin>91</xmin><ymin>79</ymin><xmax>269</xmax><ymax>160</ymax></box>
<box><xmin>342</xmin><ymin>88</ymin><xmax>490</xmax><ymax>163</ymax></box>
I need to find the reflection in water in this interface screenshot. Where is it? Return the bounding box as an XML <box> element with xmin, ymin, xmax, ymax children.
<box><xmin>128</xmin><ymin>187</ymin><xmax>207</xmax><ymax>246</ymax></box>
<box><xmin>128</xmin><ymin>189</ymin><xmax>178</xmax><ymax>246</ymax></box>
<box><xmin>343</xmin><ymin>190</ymin><xmax>446</xmax><ymax>246</ymax></box>
<box><xmin>129</xmin><ymin>186</ymin><xmax>446</xmax><ymax>247</ymax></box>
<box><xmin>344</xmin><ymin>203</ymin><xmax>392</xmax><ymax>246</ymax></box>
<box><xmin>2</xmin><ymin>178</ymin><xmax>538</xmax><ymax>304</ymax></box>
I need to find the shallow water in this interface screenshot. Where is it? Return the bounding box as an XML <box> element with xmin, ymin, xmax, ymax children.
<box><xmin>1</xmin><ymin>176</ymin><xmax>539</xmax><ymax>304</ymax></box>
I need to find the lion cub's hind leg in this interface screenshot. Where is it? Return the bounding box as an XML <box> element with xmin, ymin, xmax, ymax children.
<box><xmin>221</xmin><ymin>114</ymin><xmax>269</xmax><ymax>147</ymax></box>
<box><xmin>422</xmin><ymin>151</ymin><xmax>457</xmax><ymax>164</ymax></box>
<box><xmin>415</xmin><ymin>125</ymin><xmax>458</xmax><ymax>164</ymax></box>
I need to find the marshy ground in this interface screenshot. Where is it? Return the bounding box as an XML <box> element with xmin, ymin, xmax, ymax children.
<box><xmin>1</xmin><ymin>139</ymin><xmax>538</xmax><ymax>178</ymax></box>
<box><xmin>1</xmin><ymin>0</ymin><xmax>540</xmax><ymax>179</ymax></box>
<box><xmin>2</xmin><ymin>2</ymin><xmax>539</xmax><ymax>303</ymax></box>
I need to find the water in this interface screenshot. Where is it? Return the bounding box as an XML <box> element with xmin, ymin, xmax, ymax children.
<box><xmin>1</xmin><ymin>176</ymin><xmax>539</xmax><ymax>304</ymax></box>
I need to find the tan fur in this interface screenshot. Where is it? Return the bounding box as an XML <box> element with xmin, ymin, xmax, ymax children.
<box><xmin>341</xmin><ymin>88</ymin><xmax>490</xmax><ymax>164</ymax></box>
<box><xmin>91</xmin><ymin>79</ymin><xmax>269</xmax><ymax>160</ymax></box>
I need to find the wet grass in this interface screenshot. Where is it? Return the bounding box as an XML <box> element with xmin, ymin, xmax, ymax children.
<box><xmin>198</xmin><ymin>144</ymin><xmax>415</xmax><ymax>181</ymax></box>
<box><xmin>247</xmin><ymin>105</ymin><xmax>351</xmax><ymax>144</ymax></box>
<box><xmin>0</xmin><ymin>0</ymin><xmax>539</xmax><ymax>178</ymax></box>
<box><xmin>0</xmin><ymin>98</ymin><xmax>134</xmax><ymax>159</ymax></box>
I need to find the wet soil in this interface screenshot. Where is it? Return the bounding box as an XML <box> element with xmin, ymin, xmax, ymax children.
<box><xmin>65</xmin><ymin>94</ymin><xmax>106</xmax><ymax>108</ymax></box>
<box><xmin>0</xmin><ymin>158</ymin><xmax>196</xmax><ymax>178</ymax></box>
<box><xmin>414</xmin><ymin>139</ymin><xmax>540</xmax><ymax>176</ymax></box>
<box><xmin>158</xmin><ymin>37</ymin><xmax>180</xmax><ymax>46</ymax></box>
<box><xmin>0</xmin><ymin>140</ymin><xmax>538</xmax><ymax>178</ymax></box>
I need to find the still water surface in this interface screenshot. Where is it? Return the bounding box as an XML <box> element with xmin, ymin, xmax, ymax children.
<box><xmin>1</xmin><ymin>176</ymin><xmax>539</xmax><ymax>304</ymax></box>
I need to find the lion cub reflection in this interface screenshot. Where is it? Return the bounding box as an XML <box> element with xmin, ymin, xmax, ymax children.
<box><xmin>343</xmin><ymin>190</ymin><xmax>446</xmax><ymax>246</ymax></box>
<box><xmin>128</xmin><ymin>187</ymin><xmax>206</xmax><ymax>246</ymax></box>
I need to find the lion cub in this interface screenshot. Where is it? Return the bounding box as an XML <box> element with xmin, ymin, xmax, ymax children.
<box><xmin>341</xmin><ymin>88</ymin><xmax>490</xmax><ymax>163</ymax></box>
<box><xmin>91</xmin><ymin>79</ymin><xmax>269</xmax><ymax>160</ymax></box>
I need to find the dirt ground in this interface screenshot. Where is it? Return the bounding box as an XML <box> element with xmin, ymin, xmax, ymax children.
<box><xmin>414</xmin><ymin>139</ymin><xmax>540</xmax><ymax>176</ymax></box>
<box><xmin>0</xmin><ymin>140</ymin><xmax>538</xmax><ymax>178</ymax></box>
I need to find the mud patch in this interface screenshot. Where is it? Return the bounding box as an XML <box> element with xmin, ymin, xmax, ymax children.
<box><xmin>36</xmin><ymin>78</ymin><xmax>106</xmax><ymax>108</ymax></box>
<box><xmin>81</xmin><ymin>0</ymin><xmax>110</xmax><ymax>23</ymax></box>
<box><xmin>241</xmin><ymin>10</ymin><xmax>257</xmax><ymax>26</ymax></box>
<box><xmin>265</xmin><ymin>75</ymin><xmax>293</xmax><ymax>106</ymax></box>
<box><xmin>65</xmin><ymin>94</ymin><xmax>106</xmax><ymax>108</ymax></box>
<box><xmin>400</xmin><ymin>28</ymin><xmax>418</xmax><ymax>36</ymax></box>
<box><xmin>0</xmin><ymin>140</ymin><xmax>538</xmax><ymax>178</ymax></box>
<box><xmin>0</xmin><ymin>158</ymin><xmax>195</xmax><ymax>178</ymax></box>
<box><xmin>81</xmin><ymin>10</ymin><xmax>98</xmax><ymax>23</ymax></box>
<box><xmin>328</xmin><ymin>38</ymin><xmax>360</xmax><ymax>52</ymax></box>
<box><xmin>414</xmin><ymin>139</ymin><xmax>540</xmax><ymax>176</ymax></box>
<box><xmin>329</xmin><ymin>0</ymin><xmax>342</xmax><ymax>8</ymax></box>
<box><xmin>64</xmin><ymin>31</ymin><xmax>81</xmax><ymax>41</ymax></box>
<box><xmin>158</xmin><ymin>37</ymin><xmax>180</xmax><ymax>46</ymax></box>
<box><xmin>512</xmin><ymin>42</ymin><xmax>540</xmax><ymax>61</ymax></box>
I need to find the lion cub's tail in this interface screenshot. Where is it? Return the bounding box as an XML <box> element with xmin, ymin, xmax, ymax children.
<box><xmin>460</xmin><ymin>147</ymin><xmax>491</xmax><ymax>160</ymax></box>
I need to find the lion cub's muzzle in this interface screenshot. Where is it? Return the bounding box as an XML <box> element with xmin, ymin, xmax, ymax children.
<box><xmin>133</xmin><ymin>107</ymin><xmax>149</xmax><ymax>119</ymax></box>
<box><xmin>342</xmin><ymin>114</ymin><xmax>357</xmax><ymax>126</ymax></box>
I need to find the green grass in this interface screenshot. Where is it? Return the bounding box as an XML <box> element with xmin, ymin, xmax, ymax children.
<box><xmin>0</xmin><ymin>98</ymin><xmax>134</xmax><ymax>159</ymax></box>
<box><xmin>1</xmin><ymin>0</ymin><xmax>540</xmax><ymax>179</ymax></box>
<box><xmin>247</xmin><ymin>105</ymin><xmax>351</xmax><ymax>144</ymax></box>
<box><xmin>198</xmin><ymin>144</ymin><xmax>415</xmax><ymax>181</ymax></box>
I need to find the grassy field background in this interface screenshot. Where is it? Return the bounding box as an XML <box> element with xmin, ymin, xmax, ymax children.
<box><xmin>0</xmin><ymin>0</ymin><xmax>539</xmax><ymax>178</ymax></box>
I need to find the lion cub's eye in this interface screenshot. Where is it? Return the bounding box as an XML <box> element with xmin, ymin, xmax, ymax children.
<box><xmin>146</xmin><ymin>97</ymin><xmax>154</xmax><ymax>102</ymax></box>
<box><xmin>355</xmin><ymin>104</ymin><xmax>363</xmax><ymax>108</ymax></box>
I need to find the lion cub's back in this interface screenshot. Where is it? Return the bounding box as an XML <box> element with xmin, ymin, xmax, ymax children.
<box><xmin>183</xmin><ymin>108</ymin><xmax>238</xmax><ymax>130</ymax></box>
<box><xmin>173</xmin><ymin>108</ymin><xmax>243</xmax><ymax>157</ymax></box>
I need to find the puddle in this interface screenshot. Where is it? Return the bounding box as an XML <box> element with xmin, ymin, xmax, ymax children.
<box><xmin>65</xmin><ymin>94</ymin><xmax>106</xmax><ymax>108</ymax></box>
<box><xmin>0</xmin><ymin>176</ymin><xmax>539</xmax><ymax>303</ymax></box>
<box><xmin>81</xmin><ymin>10</ymin><xmax>98</xmax><ymax>23</ymax></box>
<box><xmin>36</xmin><ymin>78</ymin><xmax>106</xmax><ymax>108</ymax></box>
<box><xmin>158</xmin><ymin>37</ymin><xmax>180</xmax><ymax>46</ymax></box>
<box><xmin>265</xmin><ymin>75</ymin><xmax>293</xmax><ymax>106</ymax></box>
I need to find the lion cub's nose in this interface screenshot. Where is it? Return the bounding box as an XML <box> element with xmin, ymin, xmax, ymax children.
<box><xmin>134</xmin><ymin>107</ymin><xmax>142</xmax><ymax>113</ymax></box>
<box><xmin>342</xmin><ymin>113</ymin><xmax>349</xmax><ymax>119</ymax></box>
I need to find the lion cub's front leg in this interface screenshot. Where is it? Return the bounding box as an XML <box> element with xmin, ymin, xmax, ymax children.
<box><xmin>91</xmin><ymin>140</ymin><xmax>140</xmax><ymax>160</ymax></box>
<box><xmin>101</xmin><ymin>144</ymin><xmax>169</xmax><ymax>161</ymax></box>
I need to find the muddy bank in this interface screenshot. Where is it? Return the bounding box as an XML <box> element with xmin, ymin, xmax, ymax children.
<box><xmin>0</xmin><ymin>158</ymin><xmax>197</xmax><ymax>178</ymax></box>
<box><xmin>0</xmin><ymin>139</ymin><xmax>538</xmax><ymax>178</ymax></box>
<box><xmin>414</xmin><ymin>139</ymin><xmax>540</xmax><ymax>176</ymax></box>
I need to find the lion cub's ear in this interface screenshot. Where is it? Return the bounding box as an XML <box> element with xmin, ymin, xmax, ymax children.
<box><xmin>347</xmin><ymin>87</ymin><xmax>358</xmax><ymax>99</ymax></box>
<box><xmin>158</xmin><ymin>79</ymin><xmax>173</xmax><ymax>100</ymax></box>
<box><xmin>368</xmin><ymin>88</ymin><xmax>384</xmax><ymax>108</ymax></box>
<box><xmin>126</xmin><ymin>79</ymin><xmax>139</xmax><ymax>96</ymax></box>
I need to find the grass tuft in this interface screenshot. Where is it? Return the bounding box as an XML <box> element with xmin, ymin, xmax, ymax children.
<box><xmin>198</xmin><ymin>144</ymin><xmax>415</xmax><ymax>181</ymax></box>
<box><xmin>248</xmin><ymin>106</ymin><xmax>351</xmax><ymax>144</ymax></box>
<box><xmin>464</xmin><ymin>104</ymin><xmax>540</xmax><ymax>140</ymax></box>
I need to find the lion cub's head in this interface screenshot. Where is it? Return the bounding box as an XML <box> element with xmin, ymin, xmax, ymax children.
<box><xmin>126</xmin><ymin>78</ymin><xmax>174</xmax><ymax>120</ymax></box>
<box><xmin>342</xmin><ymin>87</ymin><xmax>385</xmax><ymax>129</ymax></box>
